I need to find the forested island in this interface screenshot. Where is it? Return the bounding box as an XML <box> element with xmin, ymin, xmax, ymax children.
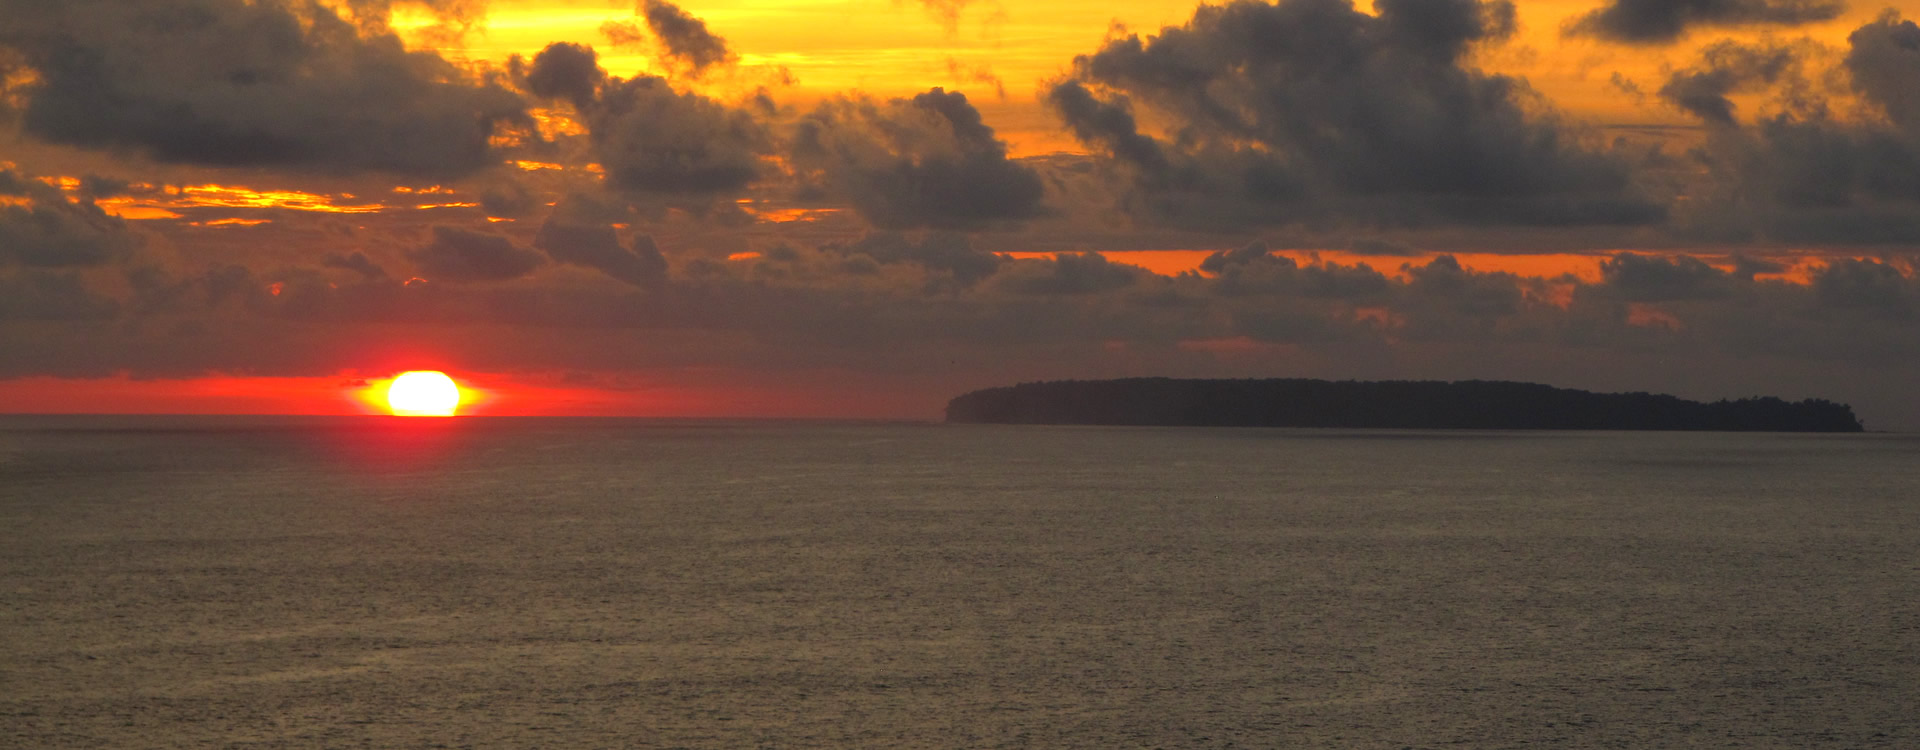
<box><xmin>945</xmin><ymin>379</ymin><xmax>1864</xmax><ymax>432</ymax></box>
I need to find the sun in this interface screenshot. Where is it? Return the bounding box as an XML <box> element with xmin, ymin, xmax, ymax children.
<box><xmin>386</xmin><ymin>371</ymin><xmax>462</xmax><ymax>416</ymax></box>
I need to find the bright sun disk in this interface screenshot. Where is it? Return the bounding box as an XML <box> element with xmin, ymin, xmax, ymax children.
<box><xmin>387</xmin><ymin>371</ymin><xmax>461</xmax><ymax>416</ymax></box>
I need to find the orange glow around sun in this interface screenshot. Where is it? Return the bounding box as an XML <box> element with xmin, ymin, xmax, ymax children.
<box><xmin>385</xmin><ymin>371</ymin><xmax>463</xmax><ymax>416</ymax></box>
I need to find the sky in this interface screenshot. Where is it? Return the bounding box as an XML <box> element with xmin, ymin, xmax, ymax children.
<box><xmin>1</xmin><ymin>0</ymin><xmax>1918</xmax><ymax>427</ymax></box>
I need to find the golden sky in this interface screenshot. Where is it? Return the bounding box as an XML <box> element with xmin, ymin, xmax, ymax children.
<box><xmin>402</xmin><ymin>0</ymin><xmax>1919</xmax><ymax>152</ymax></box>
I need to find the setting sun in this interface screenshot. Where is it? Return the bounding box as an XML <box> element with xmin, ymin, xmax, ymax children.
<box><xmin>386</xmin><ymin>371</ymin><xmax>462</xmax><ymax>416</ymax></box>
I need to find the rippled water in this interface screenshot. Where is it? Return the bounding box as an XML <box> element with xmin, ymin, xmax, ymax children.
<box><xmin>3</xmin><ymin>417</ymin><xmax>1917</xmax><ymax>748</ymax></box>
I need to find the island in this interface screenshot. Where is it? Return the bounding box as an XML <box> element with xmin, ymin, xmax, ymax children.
<box><xmin>945</xmin><ymin>378</ymin><xmax>1864</xmax><ymax>432</ymax></box>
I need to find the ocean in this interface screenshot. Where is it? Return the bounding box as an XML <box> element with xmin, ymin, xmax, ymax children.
<box><xmin>3</xmin><ymin>417</ymin><xmax>1917</xmax><ymax>748</ymax></box>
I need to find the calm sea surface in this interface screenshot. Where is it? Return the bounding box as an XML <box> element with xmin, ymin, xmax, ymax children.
<box><xmin>2</xmin><ymin>417</ymin><xmax>1917</xmax><ymax>748</ymax></box>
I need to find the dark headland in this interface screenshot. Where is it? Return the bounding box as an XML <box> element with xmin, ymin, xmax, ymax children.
<box><xmin>945</xmin><ymin>378</ymin><xmax>1864</xmax><ymax>432</ymax></box>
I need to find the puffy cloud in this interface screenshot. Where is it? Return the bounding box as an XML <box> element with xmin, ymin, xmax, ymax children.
<box><xmin>829</xmin><ymin>232</ymin><xmax>1006</xmax><ymax>285</ymax></box>
<box><xmin>523</xmin><ymin>43</ymin><xmax>765</xmax><ymax>197</ymax></box>
<box><xmin>591</xmin><ymin>76</ymin><xmax>765</xmax><ymax>195</ymax></box>
<box><xmin>522</xmin><ymin>42</ymin><xmax>603</xmax><ymax>110</ymax></box>
<box><xmin>1813</xmin><ymin>258</ymin><xmax>1913</xmax><ymax>319</ymax></box>
<box><xmin>1671</xmin><ymin>14</ymin><xmax>1920</xmax><ymax>243</ymax></box>
<box><xmin>321</xmin><ymin>252</ymin><xmax>387</xmax><ymax>280</ymax></box>
<box><xmin>407</xmin><ymin>226</ymin><xmax>543</xmax><ymax>282</ymax></box>
<box><xmin>1404</xmin><ymin>255</ymin><xmax>1523</xmax><ymax>319</ymax></box>
<box><xmin>1657</xmin><ymin>40</ymin><xmax>1814</xmax><ymax>125</ymax></box>
<box><xmin>533</xmin><ymin>218</ymin><xmax>668</xmax><ymax>286</ymax></box>
<box><xmin>479</xmin><ymin>181</ymin><xmax>542</xmax><ymax>218</ymax></box>
<box><xmin>1566</xmin><ymin>0</ymin><xmax>1846</xmax><ymax>45</ymax></box>
<box><xmin>1600</xmin><ymin>253</ymin><xmax>1734</xmax><ymax>301</ymax></box>
<box><xmin>1201</xmin><ymin>242</ymin><xmax>1392</xmax><ymax>299</ymax></box>
<box><xmin>1048</xmin><ymin>0</ymin><xmax>1662</xmax><ymax>230</ymax></box>
<box><xmin>0</xmin><ymin>169</ymin><xmax>139</xmax><ymax>268</ymax></box>
<box><xmin>1846</xmin><ymin>11</ymin><xmax>1920</xmax><ymax>131</ymax></box>
<box><xmin>791</xmin><ymin>88</ymin><xmax>1045</xmax><ymax>230</ymax></box>
<box><xmin>640</xmin><ymin>0</ymin><xmax>734</xmax><ymax>75</ymax></box>
<box><xmin>993</xmin><ymin>252</ymin><xmax>1146</xmax><ymax>295</ymax></box>
<box><xmin>0</xmin><ymin>0</ymin><xmax>529</xmax><ymax>177</ymax></box>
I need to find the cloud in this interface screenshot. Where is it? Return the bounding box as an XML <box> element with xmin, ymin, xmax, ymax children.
<box><xmin>640</xmin><ymin>0</ymin><xmax>734</xmax><ymax>75</ymax></box>
<box><xmin>479</xmin><ymin>181</ymin><xmax>542</xmax><ymax>218</ymax></box>
<box><xmin>1600</xmin><ymin>253</ymin><xmax>1733</xmax><ymax>301</ymax></box>
<box><xmin>321</xmin><ymin>252</ymin><xmax>387</xmax><ymax>280</ymax></box>
<box><xmin>533</xmin><ymin>218</ymin><xmax>668</xmax><ymax>286</ymax></box>
<box><xmin>1814</xmin><ymin>258</ymin><xmax>1913</xmax><ymax>319</ymax></box>
<box><xmin>1672</xmin><ymin>14</ymin><xmax>1920</xmax><ymax>243</ymax></box>
<box><xmin>0</xmin><ymin>272</ymin><xmax>121</xmax><ymax>321</ymax></box>
<box><xmin>1048</xmin><ymin>0</ymin><xmax>1662</xmax><ymax>230</ymax></box>
<box><xmin>522</xmin><ymin>43</ymin><xmax>765</xmax><ymax>197</ymax></box>
<box><xmin>828</xmin><ymin>231</ymin><xmax>1006</xmax><ymax>285</ymax></box>
<box><xmin>1202</xmin><ymin>243</ymin><xmax>1393</xmax><ymax>300</ymax></box>
<box><xmin>1657</xmin><ymin>40</ymin><xmax>1814</xmax><ymax>124</ymax></box>
<box><xmin>1566</xmin><ymin>0</ymin><xmax>1846</xmax><ymax>45</ymax></box>
<box><xmin>6</xmin><ymin>230</ymin><xmax>1917</xmax><ymax>425</ymax></box>
<box><xmin>790</xmin><ymin>88</ymin><xmax>1045</xmax><ymax>229</ymax></box>
<box><xmin>0</xmin><ymin>169</ymin><xmax>139</xmax><ymax>268</ymax></box>
<box><xmin>1404</xmin><ymin>255</ymin><xmax>1523</xmax><ymax>319</ymax></box>
<box><xmin>1347</xmin><ymin>238</ymin><xmax>1421</xmax><ymax>256</ymax></box>
<box><xmin>591</xmin><ymin>76</ymin><xmax>765</xmax><ymax>195</ymax></box>
<box><xmin>522</xmin><ymin>41</ymin><xmax>604</xmax><ymax>111</ymax></box>
<box><xmin>407</xmin><ymin>226</ymin><xmax>543</xmax><ymax>282</ymax></box>
<box><xmin>993</xmin><ymin>252</ymin><xmax>1146</xmax><ymax>295</ymax></box>
<box><xmin>1846</xmin><ymin>10</ymin><xmax>1920</xmax><ymax>131</ymax></box>
<box><xmin>0</xmin><ymin>0</ymin><xmax>529</xmax><ymax>177</ymax></box>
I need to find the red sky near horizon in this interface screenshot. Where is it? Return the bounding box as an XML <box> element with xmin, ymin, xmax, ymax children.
<box><xmin>2</xmin><ymin>0</ymin><xmax>1918</xmax><ymax>426</ymax></box>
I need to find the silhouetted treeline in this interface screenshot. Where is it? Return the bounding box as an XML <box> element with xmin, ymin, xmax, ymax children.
<box><xmin>945</xmin><ymin>379</ymin><xmax>1864</xmax><ymax>432</ymax></box>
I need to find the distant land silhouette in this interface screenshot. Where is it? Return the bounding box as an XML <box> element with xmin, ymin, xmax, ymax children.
<box><xmin>946</xmin><ymin>379</ymin><xmax>1864</xmax><ymax>432</ymax></box>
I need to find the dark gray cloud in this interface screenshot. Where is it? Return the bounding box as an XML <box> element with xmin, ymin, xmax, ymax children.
<box><xmin>1658</xmin><ymin>40</ymin><xmax>1812</xmax><ymax>124</ymax></box>
<box><xmin>1404</xmin><ymin>255</ymin><xmax>1523</xmax><ymax>318</ymax></box>
<box><xmin>407</xmin><ymin>226</ymin><xmax>543</xmax><ymax>283</ymax></box>
<box><xmin>523</xmin><ymin>43</ymin><xmax>765</xmax><ymax>197</ymax></box>
<box><xmin>1566</xmin><ymin>0</ymin><xmax>1846</xmax><ymax>45</ymax></box>
<box><xmin>1048</xmin><ymin>0</ymin><xmax>1661</xmax><ymax>231</ymax></box>
<box><xmin>641</xmin><ymin>0</ymin><xmax>734</xmax><ymax>75</ymax></box>
<box><xmin>832</xmin><ymin>232</ymin><xmax>1006</xmax><ymax>285</ymax></box>
<box><xmin>1846</xmin><ymin>10</ymin><xmax>1920</xmax><ymax>130</ymax></box>
<box><xmin>321</xmin><ymin>252</ymin><xmax>388</xmax><ymax>281</ymax></box>
<box><xmin>791</xmin><ymin>88</ymin><xmax>1045</xmax><ymax>230</ymax></box>
<box><xmin>522</xmin><ymin>42</ymin><xmax>604</xmax><ymax>110</ymax></box>
<box><xmin>533</xmin><ymin>218</ymin><xmax>667</xmax><ymax>286</ymax></box>
<box><xmin>0</xmin><ymin>272</ymin><xmax>121</xmax><ymax>321</ymax></box>
<box><xmin>1198</xmin><ymin>242</ymin><xmax>1278</xmax><ymax>275</ymax></box>
<box><xmin>479</xmin><ymin>181</ymin><xmax>542</xmax><ymax>218</ymax></box>
<box><xmin>591</xmin><ymin>76</ymin><xmax>765</xmax><ymax>195</ymax></box>
<box><xmin>0</xmin><ymin>0</ymin><xmax>529</xmax><ymax>177</ymax></box>
<box><xmin>1814</xmin><ymin>258</ymin><xmax>1913</xmax><ymax>318</ymax></box>
<box><xmin>0</xmin><ymin>169</ymin><xmax>139</xmax><ymax>268</ymax></box>
<box><xmin>1347</xmin><ymin>238</ymin><xmax>1421</xmax><ymax>256</ymax></box>
<box><xmin>1203</xmin><ymin>243</ymin><xmax>1394</xmax><ymax>299</ymax></box>
<box><xmin>994</xmin><ymin>252</ymin><xmax>1145</xmax><ymax>295</ymax></box>
<box><xmin>1600</xmin><ymin>253</ymin><xmax>1733</xmax><ymax>301</ymax></box>
<box><xmin>1732</xmin><ymin>255</ymin><xmax>1790</xmax><ymax>278</ymax></box>
<box><xmin>1673</xmin><ymin>14</ymin><xmax>1920</xmax><ymax>243</ymax></box>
